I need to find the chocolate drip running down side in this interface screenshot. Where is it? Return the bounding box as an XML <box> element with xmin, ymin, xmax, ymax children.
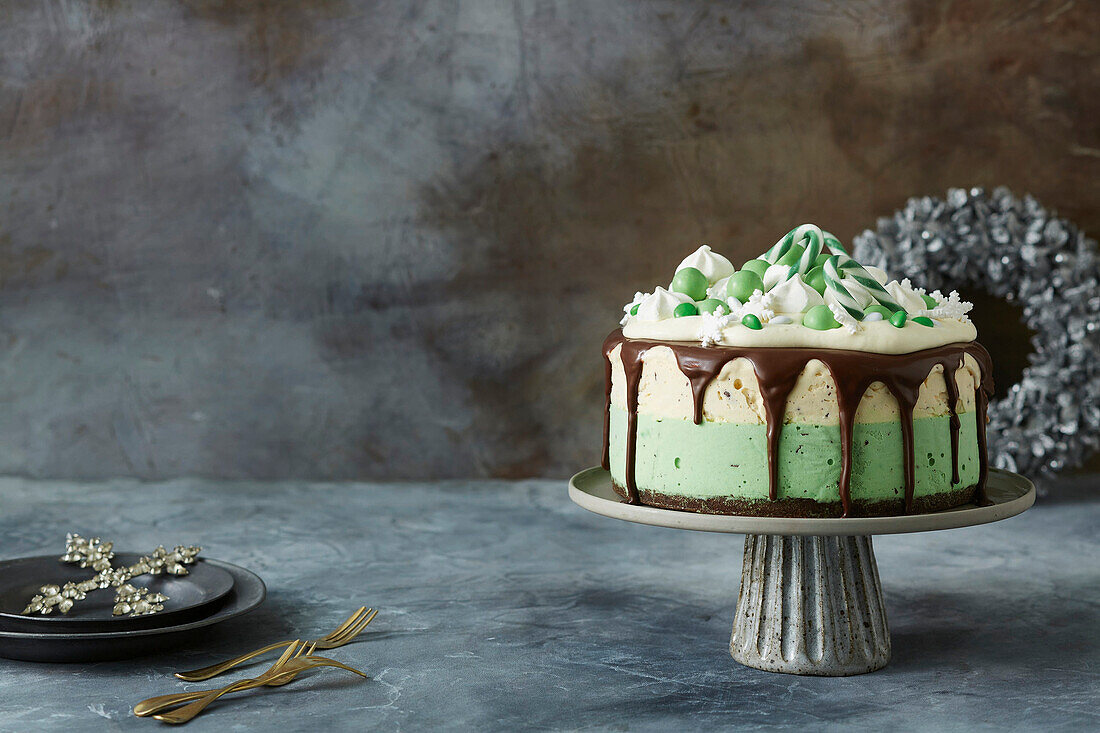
<box><xmin>602</xmin><ymin>330</ymin><xmax>994</xmax><ymax>517</ymax></box>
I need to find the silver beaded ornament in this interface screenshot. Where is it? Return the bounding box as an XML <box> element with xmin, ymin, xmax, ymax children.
<box><xmin>853</xmin><ymin>187</ymin><xmax>1100</xmax><ymax>479</ymax></box>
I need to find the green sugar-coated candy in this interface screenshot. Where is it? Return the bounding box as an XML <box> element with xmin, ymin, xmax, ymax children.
<box><xmin>673</xmin><ymin>302</ymin><xmax>699</xmax><ymax>318</ymax></box>
<box><xmin>804</xmin><ymin>266</ymin><xmax>827</xmax><ymax>295</ymax></box>
<box><xmin>727</xmin><ymin>270</ymin><xmax>765</xmax><ymax>302</ymax></box>
<box><xmin>890</xmin><ymin>311</ymin><xmax>907</xmax><ymax>328</ymax></box>
<box><xmin>775</xmin><ymin>243</ymin><xmax>805</xmax><ymax>268</ymax></box>
<box><xmin>741</xmin><ymin>314</ymin><xmax>763</xmax><ymax>330</ymax></box>
<box><xmin>740</xmin><ymin>259</ymin><xmax>770</xmax><ymax>280</ymax></box>
<box><xmin>803</xmin><ymin>304</ymin><xmax>840</xmax><ymax>330</ymax></box>
<box><xmin>864</xmin><ymin>304</ymin><xmax>891</xmax><ymax>318</ymax></box>
<box><xmin>697</xmin><ymin>298</ymin><xmax>727</xmax><ymax>315</ymax></box>
<box><xmin>630</xmin><ymin>304</ymin><xmax>640</xmax><ymax>316</ymax></box>
<box><xmin>912</xmin><ymin>316</ymin><xmax>934</xmax><ymax>327</ymax></box>
<box><xmin>671</xmin><ymin>267</ymin><xmax>709</xmax><ymax>301</ymax></box>
<box><xmin>813</xmin><ymin>253</ymin><xmax>830</xmax><ymax>268</ymax></box>
<box><xmin>921</xmin><ymin>294</ymin><xmax>938</xmax><ymax>309</ymax></box>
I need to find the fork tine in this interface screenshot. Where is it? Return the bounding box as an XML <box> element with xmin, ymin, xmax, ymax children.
<box><xmin>174</xmin><ymin>610</ymin><xmax>371</xmax><ymax>683</ymax></box>
<box><xmin>320</xmin><ymin>607</ymin><xmax>367</xmax><ymax>643</ymax></box>
<box><xmin>261</xmin><ymin>657</ymin><xmax>368</xmax><ymax>687</ymax></box>
<box><xmin>299</xmin><ymin>655</ymin><xmax>370</xmax><ymax>678</ymax></box>
<box><xmin>252</xmin><ymin>641</ymin><xmax>301</xmax><ymax>684</ymax></box>
<box><xmin>262</xmin><ymin>652</ymin><xmax>328</xmax><ymax>688</ymax></box>
<box><xmin>347</xmin><ymin>608</ymin><xmax>378</xmax><ymax>636</ymax></box>
<box><xmin>327</xmin><ymin>609</ymin><xmax>374</xmax><ymax>644</ymax></box>
<box><xmin>273</xmin><ymin>640</ymin><xmax>301</xmax><ymax>669</ymax></box>
<box><xmin>260</xmin><ymin>642</ymin><xmax>316</xmax><ymax>689</ymax></box>
<box><xmin>326</xmin><ymin>608</ymin><xmax>377</xmax><ymax>645</ymax></box>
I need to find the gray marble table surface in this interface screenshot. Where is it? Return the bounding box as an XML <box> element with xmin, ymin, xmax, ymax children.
<box><xmin>0</xmin><ymin>475</ymin><xmax>1096</xmax><ymax>732</ymax></box>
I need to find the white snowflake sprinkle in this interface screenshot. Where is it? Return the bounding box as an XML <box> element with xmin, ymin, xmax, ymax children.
<box><xmin>699</xmin><ymin>311</ymin><xmax>733</xmax><ymax>346</ymax></box>
<box><xmin>899</xmin><ymin>277</ymin><xmax>927</xmax><ymax>297</ymax></box>
<box><xmin>742</xmin><ymin>289</ymin><xmax>775</xmax><ymax>323</ymax></box>
<box><xmin>620</xmin><ymin>291</ymin><xmax>649</xmax><ymax>325</ymax></box>
<box><xmin>915</xmin><ymin>289</ymin><xmax>973</xmax><ymax>320</ymax></box>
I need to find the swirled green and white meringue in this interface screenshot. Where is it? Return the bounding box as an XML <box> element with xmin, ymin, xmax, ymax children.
<box><xmin>618</xmin><ymin>233</ymin><xmax>975</xmax><ymax>353</ymax></box>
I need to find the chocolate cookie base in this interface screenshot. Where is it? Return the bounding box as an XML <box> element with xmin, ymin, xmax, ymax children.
<box><xmin>610</xmin><ymin>480</ymin><xmax>978</xmax><ymax>518</ymax></box>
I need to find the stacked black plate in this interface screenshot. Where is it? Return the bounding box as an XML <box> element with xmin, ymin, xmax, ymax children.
<box><xmin>0</xmin><ymin>554</ymin><xmax>265</xmax><ymax>662</ymax></box>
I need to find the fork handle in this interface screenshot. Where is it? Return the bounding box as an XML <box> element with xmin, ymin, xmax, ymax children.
<box><xmin>134</xmin><ymin>681</ymin><xmax>264</xmax><ymax>717</ymax></box>
<box><xmin>174</xmin><ymin>639</ymin><xmax>295</xmax><ymax>681</ymax></box>
<box><xmin>153</xmin><ymin>678</ymin><xmax>256</xmax><ymax>724</ymax></box>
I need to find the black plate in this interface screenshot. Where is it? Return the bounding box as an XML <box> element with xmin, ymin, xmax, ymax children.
<box><xmin>0</xmin><ymin>558</ymin><xmax>265</xmax><ymax>662</ymax></box>
<box><xmin>0</xmin><ymin>555</ymin><xmax>235</xmax><ymax>633</ymax></box>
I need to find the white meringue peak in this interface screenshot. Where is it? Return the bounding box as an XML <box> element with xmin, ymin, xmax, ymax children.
<box><xmin>635</xmin><ymin>287</ymin><xmax>692</xmax><ymax>321</ymax></box>
<box><xmin>768</xmin><ymin>275</ymin><xmax>825</xmax><ymax>315</ymax></box>
<box><xmin>676</xmin><ymin>245</ymin><xmax>735</xmax><ymax>284</ymax></box>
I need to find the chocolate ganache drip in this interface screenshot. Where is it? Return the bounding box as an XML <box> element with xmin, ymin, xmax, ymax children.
<box><xmin>602</xmin><ymin>330</ymin><xmax>993</xmax><ymax>516</ymax></box>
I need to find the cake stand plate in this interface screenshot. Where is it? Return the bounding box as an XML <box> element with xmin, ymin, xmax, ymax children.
<box><xmin>569</xmin><ymin>467</ymin><xmax>1034</xmax><ymax>676</ymax></box>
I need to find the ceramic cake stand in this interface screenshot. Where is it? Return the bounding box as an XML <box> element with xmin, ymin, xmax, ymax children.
<box><xmin>569</xmin><ymin>467</ymin><xmax>1034</xmax><ymax>676</ymax></box>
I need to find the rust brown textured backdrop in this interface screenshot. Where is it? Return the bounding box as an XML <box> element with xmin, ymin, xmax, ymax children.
<box><xmin>0</xmin><ymin>1</ymin><xmax>1097</xmax><ymax>479</ymax></box>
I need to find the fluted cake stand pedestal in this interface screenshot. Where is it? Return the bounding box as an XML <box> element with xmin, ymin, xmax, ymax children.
<box><xmin>568</xmin><ymin>467</ymin><xmax>1034</xmax><ymax>676</ymax></box>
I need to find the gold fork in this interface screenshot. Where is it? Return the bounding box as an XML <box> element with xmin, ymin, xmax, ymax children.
<box><xmin>175</xmin><ymin>607</ymin><xmax>377</xmax><ymax>681</ymax></box>
<box><xmin>134</xmin><ymin>640</ymin><xmax>315</xmax><ymax>717</ymax></box>
<box><xmin>153</xmin><ymin>653</ymin><xmax>369</xmax><ymax>725</ymax></box>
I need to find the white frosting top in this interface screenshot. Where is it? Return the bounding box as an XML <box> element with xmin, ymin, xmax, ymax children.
<box><xmin>623</xmin><ymin>317</ymin><xmax>977</xmax><ymax>354</ymax></box>
<box><xmin>618</xmin><ymin>225</ymin><xmax>977</xmax><ymax>354</ymax></box>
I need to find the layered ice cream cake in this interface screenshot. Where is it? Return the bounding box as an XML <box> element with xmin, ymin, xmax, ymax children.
<box><xmin>602</xmin><ymin>225</ymin><xmax>993</xmax><ymax>517</ymax></box>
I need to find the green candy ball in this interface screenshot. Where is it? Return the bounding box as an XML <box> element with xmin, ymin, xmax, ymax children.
<box><xmin>889</xmin><ymin>311</ymin><xmax>907</xmax><ymax>328</ymax></box>
<box><xmin>673</xmin><ymin>302</ymin><xmax>699</xmax><ymax>318</ymax></box>
<box><xmin>629</xmin><ymin>304</ymin><xmax>640</xmax><ymax>316</ymax></box>
<box><xmin>864</xmin><ymin>304</ymin><xmax>891</xmax><ymax>319</ymax></box>
<box><xmin>671</xmin><ymin>267</ymin><xmax>709</xmax><ymax>301</ymax></box>
<box><xmin>813</xmin><ymin>253</ymin><xmax>830</xmax><ymax>268</ymax></box>
<box><xmin>740</xmin><ymin>259</ymin><xmax>770</xmax><ymax>280</ymax></box>
<box><xmin>697</xmin><ymin>298</ymin><xmax>727</xmax><ymax>315</ymax></box>
<box><xmin>803</xmin><ymin>304</ymin><xmax>840</xmax><ymax>330</ymax></box>
<box><xmin>741</xmin><ymin>314</ymin><xmax>763</xmax><ymax>330</ymax></box>
<box><xmin>775</xmin><ymin>243</ymin><xmax>805</xmax><ymax>268</ymax></box>
<box><xmin>804</xmin><ymin>266</ymin><xmax>827</xmax><ymax>295</ymax></box>
<box><xmin>727</xmin><ymin>270</ymin><xmax>765</xmax><ymax>302</ymax></box>
<box><xmin>912</xmin><ymin>316</ymin><xmax>934</xmax><ymax>327</ymax></box>
<box><xmin>921</xmin><ymin>294</ymin><xmax>938</xmax><ymax>309</ymax></box>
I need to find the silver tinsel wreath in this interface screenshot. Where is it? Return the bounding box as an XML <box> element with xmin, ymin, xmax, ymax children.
<box><xmin>852</xmin><ymin>186</ymin><xmax>1100</xmax><ymax>479</ymax></box>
